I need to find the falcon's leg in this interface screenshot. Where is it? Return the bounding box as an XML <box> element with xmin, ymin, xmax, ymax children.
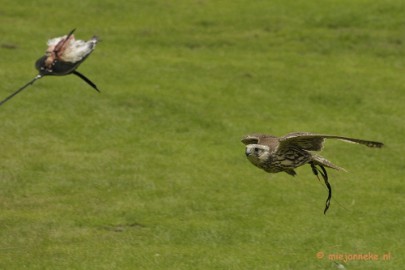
<box><xmin>310</xmin><ymin>162</ymin><xmax>332</xmax><ymax>215</ymax></box>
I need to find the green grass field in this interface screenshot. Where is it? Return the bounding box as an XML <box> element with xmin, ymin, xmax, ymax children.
<box><xmin>0</xmin><ymin>0</ymin><xmax>404</xmax><ymax>269</ymax></box>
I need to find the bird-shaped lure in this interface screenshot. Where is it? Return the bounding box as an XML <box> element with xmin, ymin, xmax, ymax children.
<box><xmin>241</xmin><ymin>132</ymin><xmax>384</xmax><ymax>214</ymax></box>
<box><xmin>0</xmin><ymin>29</ymin><xmax>99</xmax><ymax>106</ymax></box>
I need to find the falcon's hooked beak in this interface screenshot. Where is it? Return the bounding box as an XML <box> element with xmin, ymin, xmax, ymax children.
<box><xmin>245</xmin><ymin>147</ymin><xmax>252</xmax><ymax>157</ymax></box>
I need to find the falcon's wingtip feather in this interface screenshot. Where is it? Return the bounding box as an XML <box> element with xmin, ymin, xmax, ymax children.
<box><xmin>241</xmin><ymin>134</ymin><xmax>259</xmax><ymax>145</ymax></box>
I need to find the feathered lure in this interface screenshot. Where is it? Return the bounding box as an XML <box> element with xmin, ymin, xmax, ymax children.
<box><xmin>0</xmin><ymin>29</ymin><xmax>99</xmax><ymax>106</ymax></box>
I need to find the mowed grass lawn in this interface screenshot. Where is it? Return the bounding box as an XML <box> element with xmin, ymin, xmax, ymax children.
<box><xmin>0</xmin><ymin>1</ymin><xmax>404</xmax><ymax>269</ymax></box>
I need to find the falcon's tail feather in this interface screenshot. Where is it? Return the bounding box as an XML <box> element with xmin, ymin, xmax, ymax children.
<box><xmin>311</xmin><ymin>155</ymin><xmax>347</xmax><ymax>172</ymax></box>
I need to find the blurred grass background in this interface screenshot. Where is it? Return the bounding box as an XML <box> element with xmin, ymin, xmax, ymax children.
<box><xmin>0</xmin><ymin>0</ymin><xmax>404</xmax><ymax>269</ymax></box>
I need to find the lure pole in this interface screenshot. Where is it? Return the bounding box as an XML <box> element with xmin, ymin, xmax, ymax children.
<box><xmin>0</xmin><ymin>75</ymin><xmax>42</xmax><ymax>107</ymax></box>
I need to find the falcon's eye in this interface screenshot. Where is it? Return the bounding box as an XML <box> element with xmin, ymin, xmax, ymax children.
<box><xmin>254</xmin><ymin>147</ymin><xmax>260</xmax><ymax>153</ymax></box>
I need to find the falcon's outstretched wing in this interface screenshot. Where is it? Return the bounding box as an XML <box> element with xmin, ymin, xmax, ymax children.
<box><xmin>279</xmin><ymin>132</ymin><xmax>384</xmax><ymax>152</ymax></box>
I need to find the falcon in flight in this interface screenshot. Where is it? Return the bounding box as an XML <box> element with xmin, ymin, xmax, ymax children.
<box><xmin>241</xmin><ymin>132</ymin><xmax>383</xmax><ymax>214</ymax></box>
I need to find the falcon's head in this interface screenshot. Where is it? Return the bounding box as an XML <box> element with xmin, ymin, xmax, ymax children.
<box><xmin>245</xmin><ymin>144</ymin><xmax>270</xmax><ymax>168</ymax></box>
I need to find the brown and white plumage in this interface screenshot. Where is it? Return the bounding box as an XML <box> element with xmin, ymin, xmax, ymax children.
<box><xmin>242</xmin><ymin>132</ymin><xmax>383</xmax><ymax>174</ymax></box>
<box><xmin>242</xmin><ymin>132</ymin><xmax>383</xmax><ymax>214</ymax></box>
